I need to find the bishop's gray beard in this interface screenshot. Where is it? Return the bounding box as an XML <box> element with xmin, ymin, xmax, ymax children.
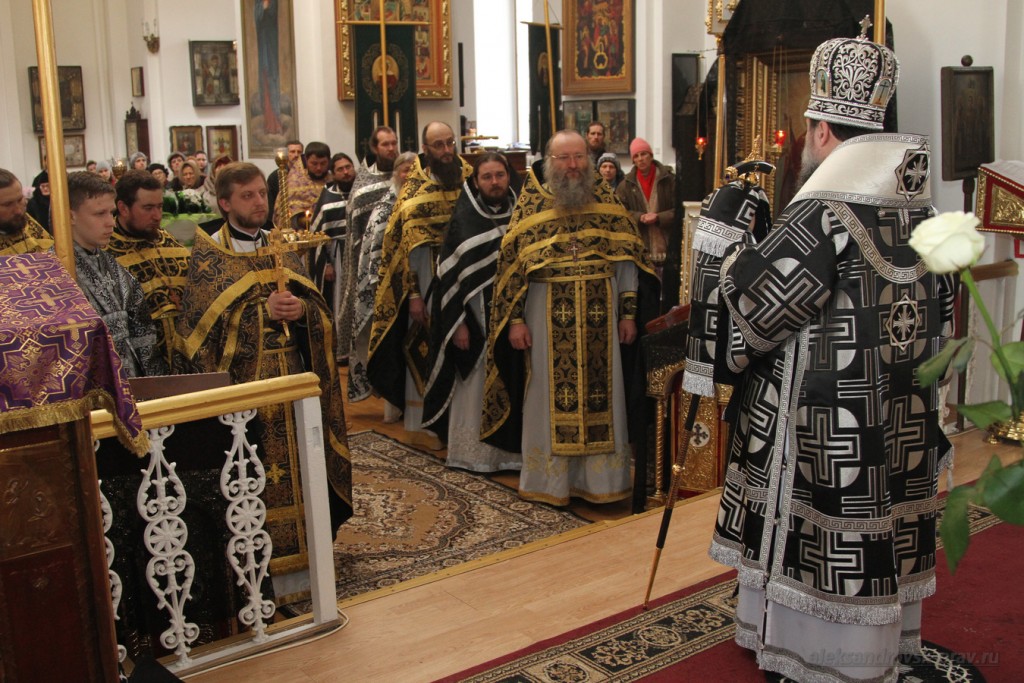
<box><xmin>430</xmin><ymin>157</ymin><xmax>463</xmax><ymax>190</ymax></box>
<box><xmin>544</xmin><ymin>157</ymin><xmax>595</xmax><ymax>211</ymax></box>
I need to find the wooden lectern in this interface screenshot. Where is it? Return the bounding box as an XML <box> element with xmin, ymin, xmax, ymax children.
<box><xmin>0</xmin><ymin>253</ymin><xmax>148</xmax><ymax>682</ymax></box>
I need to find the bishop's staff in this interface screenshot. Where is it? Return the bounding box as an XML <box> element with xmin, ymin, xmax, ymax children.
<box><xmin>642</xmin><ymin>393</ymin><xmax>701</xmax><ymax>610</ymax></box>
<box><xmin>642</xmin><ymin>155</ymin><xmax>775</xmax><ymax>610</ymax></box>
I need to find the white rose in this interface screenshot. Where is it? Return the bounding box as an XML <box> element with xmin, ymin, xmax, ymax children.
<box><xmin>908</xmin><ymin>211</ymin><xmax>985</xmax><ymax>274</ymax></box>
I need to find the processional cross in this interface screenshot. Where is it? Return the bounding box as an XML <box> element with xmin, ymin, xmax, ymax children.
<box><xmin>260</xmin><ymin>147</ymin><xmax>330</xmax><ymax>340</ymax></box>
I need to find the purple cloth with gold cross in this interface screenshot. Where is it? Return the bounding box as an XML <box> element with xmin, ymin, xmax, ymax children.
<box><xmin>0</xmin><ymin>252</ymin><xmax>147</xmax><ymax>455</ymax></box>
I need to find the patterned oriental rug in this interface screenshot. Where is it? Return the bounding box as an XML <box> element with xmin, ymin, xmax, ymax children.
<box><xmin>329</xmin><ymin>431</ymin><xmax>588</xmax><ymax>602</ymax></box>
<box><xmin>438</xmin><ymin>506</ymin><xmax>1020</xmax><ymax>682</ymax></box>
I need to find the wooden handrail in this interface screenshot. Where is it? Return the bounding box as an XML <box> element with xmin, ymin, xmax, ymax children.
<box><xmin>89</xmin><ymin>372</ymin><xmax>322</xmax><ymax>440</ymax></box>
<box><xmin>970</xmin><ymin>260</ymin><xmax>1019</xmax><ymax>282</ymax></box>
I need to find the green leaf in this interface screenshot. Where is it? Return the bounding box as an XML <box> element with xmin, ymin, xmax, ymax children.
<box><xmin>957</xmin><ymin>401</ymin><xmax>1014</xmax><ymax>430</ymax></box>
<box><xmin>940</xmin><ymin>485</ymin><xmax>974</xmax><ymax>574</ymax></box>
<box><xmin>991</xmin><ymin>341</ymin><xmax>1024</xmax><ymax>383</ymax></box>
<box><xmin>918</xmin><ymin>337</ymin><xmax>968</xmax><ymax>386</ymax></box>
<box><xmin>978</xmin><ymin>459</ymin><xmax>1024</xmax><ymax>525</ymax></box>
<box><xmin>951</xmin><ymin>338</ymin><xmax>975</xmax><ymax>374</ymax></box>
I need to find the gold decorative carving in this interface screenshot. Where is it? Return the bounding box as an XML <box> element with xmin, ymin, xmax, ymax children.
<box><xmin>679</xmin><ymin>201</ymin><xmax>702</xmax><ymax>305</ymax></box>
<box><xmin>675</xmin><ymin>394</ymin><xmax>721</xmax><ymax>492</ymax></box>
<box><xmin>0</xmin><ymin>455</ymin><xmax>67</xmax><ymax>557</ymax></box>
<box><xmin>336</xmin><ymin>0</ymin><xmax>452</xmax><ymax>100</ymax></box>
<box><xmin>646</xmin><ymin>360</ymin><xmax>687</xmax><ymax>399</ymax></box>
<box><xmin>735</xmin><ymin>51</ymin><xmax>814</xmax><ymax>212</ymax></box>
<box><xmin>991</xmin><ymin>185</ymin><xmax>1024</xmax><ymax>227</ymax></box>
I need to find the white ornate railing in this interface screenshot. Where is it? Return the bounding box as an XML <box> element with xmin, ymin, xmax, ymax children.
<box><xmin>219</xmin><ymin>409</ymin><xmax>274</xmax><ymax>643</ymax></box>
<box><xmin>90</xmin><ymin>373</ymin><xmax>343</xmax><ymax>676</ymax></box>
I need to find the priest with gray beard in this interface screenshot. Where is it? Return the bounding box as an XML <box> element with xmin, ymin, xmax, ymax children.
<box><xmin>481</xmin><ymin>130</ymin><xmax>655</xmax><ymax>506</ymax></box>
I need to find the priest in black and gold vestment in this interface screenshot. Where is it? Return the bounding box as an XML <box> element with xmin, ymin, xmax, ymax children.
<box><xmin>482</xmin><ymin>130</ymin><xmax>655</xmax><ymax>506</ymax></box>
<box><xmin>176</xmin><ymin>163</ymin><xmax>352</xmax><ymax>576</ymax></box>
<box><xmin>367</xmin><ymin>121</ymin><xmax>473</xmax><ymax>437</ymax></box>
<box><xmin>0</xmin><ymin>168</ymin><xmax>53</xmax><ymax>255</ymax></box>
<box><xmin>107</xmin><ymin>170</ymin><xmax>190</xmax><ymax>369</ymax></box>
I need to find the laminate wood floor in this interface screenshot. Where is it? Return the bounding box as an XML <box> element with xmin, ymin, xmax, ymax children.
<box><xmin>190</xmin><ymin>376</ymin><xmax>1020</xmax><ymax>683</ymax></box>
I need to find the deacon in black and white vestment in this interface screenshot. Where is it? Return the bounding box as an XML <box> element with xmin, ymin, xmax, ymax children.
<box><xmin>422</xmin><ymin>173</ymin><xmax>521</xmax><ymax>472</ymax></box>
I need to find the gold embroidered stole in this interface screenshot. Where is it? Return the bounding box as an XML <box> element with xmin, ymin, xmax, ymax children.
<box><xmin>0</xmin><ymin>215</ymin><xmax>53</xmax><ymax>255</ymax></box>
<box><xmin>367</xmin><ymin>156</ymin><xmax>473</xmax><ymax>361</ymax></box>
<box><xmin>106</xmin><ymin>225</ymin><xmax>190</xmax><ymax>367</ymax></box>
<box><xmin>482</xmin><ymin>170</ymin><xmax>653</xmax><ymax>453</ymax></box>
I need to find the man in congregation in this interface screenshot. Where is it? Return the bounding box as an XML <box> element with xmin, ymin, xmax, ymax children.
<box><xmin>273</xmin><ymin>141</ymin><xmax>332</xmax><ymax>230</ymax></box>
<box><xmin>422</xmin><ymin>153</ymin><xmax>521</xmax><ymax>472</ymax></box>
<box><xmin>67</xmin><ymin>171</ymin><xmax>167</xmax><ymax>378</ymax></box>
<box><xmin>586</xmin><ymin>121</ymin><xmax>607</xmax><ymax>165</ymax></box>
<box><xmin>175</xmin><ymin>162</ymin><xmax>353</xmax><ymax>557</ymax></box>
<box><xmin>0</xmin><ymin>168</ymin><xmax>53</xmax><ymax>254</ymax></box>
<box><xmin>482</xmin><ymin>130</ymin><xmax>654</xmax><ymax>506</ymax></box>
<box><xmin>346</xmin><ymin>126</ymin><xmax>401</xmax><ymax>398</ymax></box>
<box><xmin>368</xmin><ymin>121</ymin><xmax>472</xmax><ymax>445</ymax></box>
<box><xmin>106</xmin><ymin>170</ymin><xmax>191</xmax><ymax>369</ymax></box>
<box><xmin>706</xmin><ymin>31</ymin><xmax>955</xmax><ymax>683</ymax></box>
<box><xmin>309</xmin><ymin>152</ymin><xmax>358</xmax><ymax>363</ymax></box>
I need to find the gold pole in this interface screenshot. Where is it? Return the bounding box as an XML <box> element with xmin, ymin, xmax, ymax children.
<box><xmin>873</xmin><ymin>0</ymin><xmax>885</xmax><ymax>44</ymax></box>
<box><xmin>378</xmin><ymin>0</ymin><xmax>389</xmax><ymax>127</ymax></box>
<box><xmin>543</xmin><ymin>0</ymin><xmax>557</xmax><ymax>135</ymax></box>
<box><xmin>31</xmin><ymin>0</ymin><xmax>73</xmax><ymax>277</ymax></box>
<box><xmin>713</xmin><ymin>36</ymin><xmax>726</xmax><ymax>188</ymax></box>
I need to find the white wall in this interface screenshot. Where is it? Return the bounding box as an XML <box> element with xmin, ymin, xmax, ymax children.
<box><xmin>472</xmin><ymin>0</ymin><xmax>516</xmax><ymax>145</ymax></box>
<box><xmin>2</xmin><ymin>0</ymin><xmax>133</xmax><ymax>181</ymax></box>
<box><xmin>3</xmin><ymin>0</ymin><xmax>1021</xmax><ymax>195</ymax></box>
<box><xmin>0</xmin><ymin>0</ymin><xmax>474</xmax><ymax>183</ymax></box>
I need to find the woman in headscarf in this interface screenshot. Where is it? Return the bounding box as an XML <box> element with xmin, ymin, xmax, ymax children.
<box><xmin>176</xmin><ymin>160</ymin><xmax>202</xmax><ymax>190</ymax></box>
<box><xmin>197</xmin><ymin>155</ymin><xmax>232</xmax><ymax>211</ymax></box>
<box><xmin>26</xmin><ymin>170</ymin><xmax>51</xmax><ymax>233</ymax></box>
<box><xmin>95</xmin><ymin>160</ymin><xmax>114</xmax><ymax>185</ymax></box>
<box><xmin>129</xmin><ymin>152</ymin><xmax>149</xmax><ymax>171</ymax></box>
<box><xmin>147</xmin><ymin>163</ymin><xmax>169</xmax><ymax>188</ymax></box>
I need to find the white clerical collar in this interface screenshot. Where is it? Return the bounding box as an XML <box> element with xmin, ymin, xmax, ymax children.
<box><xmin>791</xmin><ymin>132</ymin><xmax>932</xmax><ymax>209</ymax></box>
<box><xmin>228</xmin><ymin>223</ymin><xmax>266</xmax><ymax>243</ymax></box>
<box><xmin>464</xmin><ymin>180</ymin><xmax>515</xmax><ymax>220</ymax></box>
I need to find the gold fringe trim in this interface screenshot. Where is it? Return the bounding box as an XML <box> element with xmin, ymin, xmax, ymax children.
<box><xmin>0</xmin><ymin>389</ymin><xmax>149</xmax><ymax>456</ymax></box>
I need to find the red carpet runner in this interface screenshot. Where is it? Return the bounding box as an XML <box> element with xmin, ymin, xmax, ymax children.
<box><xmin>437</xmin><ymin>508</ymin><xmax>1021</xmax><ymax>682</ymax></box>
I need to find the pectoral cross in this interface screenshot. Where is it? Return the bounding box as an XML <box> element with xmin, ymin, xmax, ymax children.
<box><xmin>569</xmin><ymin>236</ymin><xmax>580</xmax><ymax>262</ymax></box>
